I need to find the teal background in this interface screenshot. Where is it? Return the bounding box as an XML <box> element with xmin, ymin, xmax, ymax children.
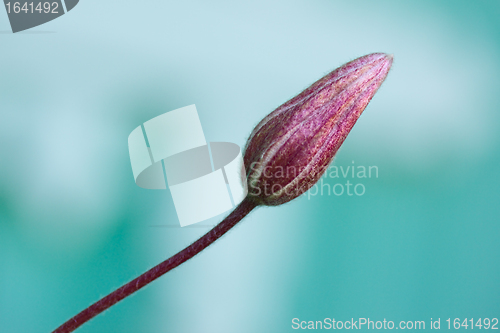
<box><xmin>1</xmin><ymin>0</ymin><xmax>499</xmax><ymax>332</ymax></box>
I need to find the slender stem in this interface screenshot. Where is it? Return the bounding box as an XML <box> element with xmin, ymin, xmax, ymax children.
<box><xmin>52</xmin><ymin>198</ymin><xmax>258</xmax><ymax>333</ymax></box>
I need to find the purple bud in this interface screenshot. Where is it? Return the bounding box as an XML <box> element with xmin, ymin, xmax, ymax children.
<box><xmin>244</xmin><ymin>53</ymin><xmax>393</xmax><ymax>206</ymax></box>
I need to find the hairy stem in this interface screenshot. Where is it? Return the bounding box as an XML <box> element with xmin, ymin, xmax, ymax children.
<box><xmin>52</xmin><ymin>198</ymin><xmax>258</xmax><ymax>333</ymax></box>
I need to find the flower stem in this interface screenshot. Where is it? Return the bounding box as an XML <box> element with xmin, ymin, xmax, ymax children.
<box><xmin>52</xmin><ymin>198</ymin><xmax>258</xmax><ymax>333</ymax></box>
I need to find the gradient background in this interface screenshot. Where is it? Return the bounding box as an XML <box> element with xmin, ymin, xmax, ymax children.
<box><xmin>1</xmin><ymin>1</ymin><xmax>499</xmax><ymax>332</ymax></box>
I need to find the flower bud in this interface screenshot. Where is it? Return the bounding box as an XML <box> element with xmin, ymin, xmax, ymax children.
<box><xmin>244</xmin><ymin>53</ymin><xmax>393</xmax><ymax>206</ymax></box>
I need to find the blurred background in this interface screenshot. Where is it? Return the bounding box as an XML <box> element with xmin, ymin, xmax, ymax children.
<box><xmin>1</xmin><ymin>0</ymin><xmax>499</xmax><ymax>332</ymax></box>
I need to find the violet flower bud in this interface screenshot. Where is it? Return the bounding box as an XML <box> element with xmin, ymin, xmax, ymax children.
<box><xmin>244</xmin><ymin>53</ymin><xmax>393</xmax><ymax>206</ymax></box>
<box><xmin>51</xmin><ymin>54</ymin><xmax>394</xmax><ymax>333</ymax></box>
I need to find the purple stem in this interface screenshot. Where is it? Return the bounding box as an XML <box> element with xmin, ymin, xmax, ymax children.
<box><xmin>52</xmin><ymin>198</ymin><xmax>258</xmax><ymax>333</ymax></box>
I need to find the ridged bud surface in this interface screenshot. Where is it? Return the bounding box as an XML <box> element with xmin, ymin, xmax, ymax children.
<box><xmin>244</xmin><ymin>53</ymin><xmax>393</xmax><ymax>205</ymax></box>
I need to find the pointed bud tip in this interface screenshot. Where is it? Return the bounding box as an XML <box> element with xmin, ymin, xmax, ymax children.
<box><xmin>385</xmin><ymin>53</ymin><xmax>394</xmax><ymax>65</ymax></box>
